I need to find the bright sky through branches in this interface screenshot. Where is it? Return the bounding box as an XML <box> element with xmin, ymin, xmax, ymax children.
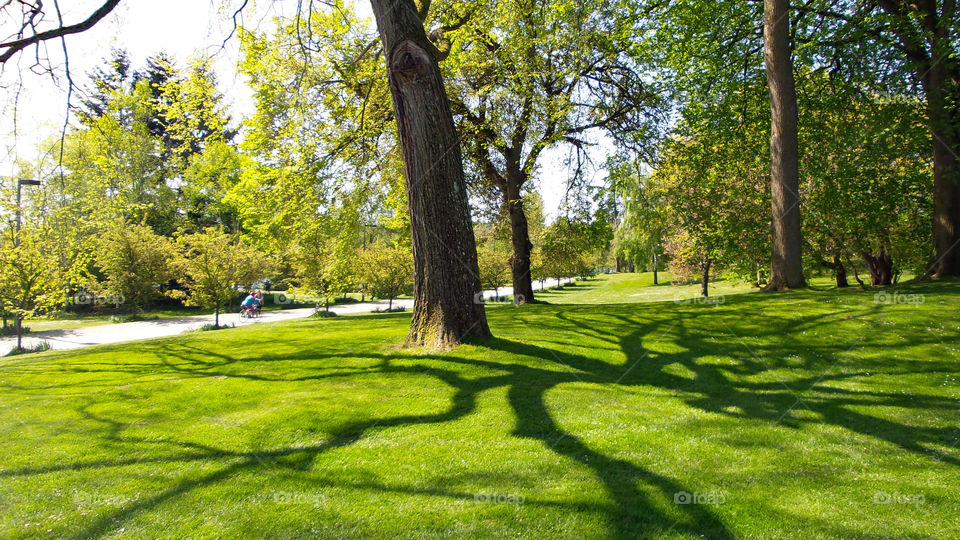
<box><xmin>0</xmin><ymin>0</ymin><xmax>589</xmax><ymax>220</ymax></box>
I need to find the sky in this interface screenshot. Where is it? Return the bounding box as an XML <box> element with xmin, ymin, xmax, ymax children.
<box><xmin>0</xmin><ymin>0</ymin><xmax>597</xmax><ymax>221</ymax></box>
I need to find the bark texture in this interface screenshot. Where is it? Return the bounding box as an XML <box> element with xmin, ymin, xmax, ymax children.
<box><xmin>918</xmin><ymin>4</ymin><xmax>960</xmax><ymax>277</ymax></box>
<box><xmin>763</xmin><ymin>0</ymin><xmax>807</xmax><ymax>290</ymax></box>
<box><xmin>505</xmin><ymin>175</ymin><xmax>535</xmax><ymax>303</ymax></box>
<box><xmin>370</xmin><ymin>0</ymin><xmax>491</xmax><ymax>347</ymax></box>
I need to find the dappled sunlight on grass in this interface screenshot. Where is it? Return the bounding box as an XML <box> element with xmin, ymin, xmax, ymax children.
<box><xmin>1</xmin><ymin>274</ymin><xmax>958</xmax><ymax>537</ymax></box>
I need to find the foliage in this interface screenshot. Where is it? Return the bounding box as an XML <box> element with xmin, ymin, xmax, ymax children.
<box><xmin>607</xmin><ymin>154</ymin><xmax>668</xmax><ymax>272</ymax></box>
<box><xmin>540</xmin><ymin>217</ymin><xmax>606</xmax><ymax>282</ymax></box>
<box><xmin>93</xmin><ymin>220</ymin><xmax>174</xmax><ymax>313</ymax></box>
<box><xmin>798</xmin><ymin>73</ymin><xmax>932</xmax><ymax>276</ymax></box>
<box><xmin>0</xmin><ymin>225</ymin><xmax>70</xmax><ymax>347</ymax></box>
<box><xmin>477</xmin><ymin>246</ymin><xmax>511</xmax><ymax>295</ymax></box>
<box><xmin>179</xmin><ymin>141</ymin><xmax>247</xmax><ymax>233</ymax></box>
<box><xmin>3</xmin><ymin>340</ymin><xmax>50</xmax><ymax>356</ymax></box>
<box><xmin>290</xmin><ymin>219</ymin><xmax>359</xmax><ymax>312</ymax></box>
<box><xmin>357</xmin><ymin>243</ymin><xmax>413</xmax><ymax>309</ymax></box>
<box><xmin>170</xmin><ymin>228</ymin><xmax>273</xmax><ymax>326</ymax></box>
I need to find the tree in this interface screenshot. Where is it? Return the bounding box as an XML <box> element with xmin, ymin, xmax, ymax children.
<box><xmin>807</xmin><ymin>1</ymin><xmax>959</xmax><ymax>278</ymax></box>
<box><xmin>171</xmin><ymin>228</ymin><xmax>272</xmax><ymax>327</ymax></box>
<box><xmin>369</xmin><ymin>0</ymin><xmax>491</xmax><ymax>347</ymax></box>
<box><xmin>157</xmin><ymin>57</ymin><xmax>235</xmax><ymax>166</ymax></box>
<box><xmin>608</xmin><ymin>155</ymin><xmax>669</xmax><ymax>281</ymax></box>
<box><xmin>763</xmin><ymin>0</ymin><xmax>806</xmax><ymax>290</ymax></box>
<box><xmin>540</xmin><ymin>217</ymin><xmax>606</xmax><ymax>287</ymax></box>
<box><xmin>799</xmin><ymin>73</ymin><xmax>932</xmax><ymax>286</ymax></box>
<box><xmin>94</xmin><ymin>220</ymin><xmax>174</xmax><ymax>313</ymax></box>
<box><xmin>477</xmin><ymin>246</ymin><xmax>511</xmax><ymax>298</ymax></box>
<box><xmin>180</xmin><ymin>141</ymin><xmax>245</xmax><ymax>233</ymax></box>
<box><xmin>441</xmin><ymin>0</ymin><xmax>663</xmax><ymax>303</ymax></box>
<box><xmin>0</xmin><ymin>226</ymin><xmax>68</xmax><ymax>352</ymax></box>
<box><xmin>875</xmin><ymin>1</ymin><xmax>959</xmax><ymax>278</ymax></box>
<box><xmin>78</xmin><ymin>49</ymin><xmax>135</xmax><ymax>125</ymax></box>
<box><xmin>358</xmin><ymin>243</ymin><xmax>414</xmax><ymax>309</ymax></box>
<box><xmin>292</xmin><ymin>223</ymin><xmax>358</xmax><ymax>314</ymax></box>
<box><xmin>653</xmin><ymin>141</ymin><xmax>728</xmax><ymax>298</ymax></box>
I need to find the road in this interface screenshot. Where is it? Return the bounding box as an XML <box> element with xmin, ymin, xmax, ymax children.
<box><xmin>0</xmin><ymin>279</ymin><xmax>573</xmax><ymax>356</ymax></box>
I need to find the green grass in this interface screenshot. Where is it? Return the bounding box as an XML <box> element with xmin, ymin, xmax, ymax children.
<box><xmin>536</xmin><ymin>272</ymin><xmax>759</xmax><ymax>304</ymax></box>
<box><xmin>1</xmin><ymin>273</ymin><xmax>958</xmax><ymax>538</ymax></box>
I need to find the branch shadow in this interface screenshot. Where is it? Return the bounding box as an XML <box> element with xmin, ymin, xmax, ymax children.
<box><xmin>3</xmin><ymin>286</ymin><xmax>958</xmax><ymax>538</ymax></box>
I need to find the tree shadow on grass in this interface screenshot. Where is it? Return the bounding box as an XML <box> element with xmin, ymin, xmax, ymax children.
<box><xmin>3</xmin><ymin>340</ymin><xmax>735</xmax><ymax>538</ymax></box>
<box><xmin>3</xmin><ymin>289</ymin><xmax>958</xmax><ymax>538</ymax></box>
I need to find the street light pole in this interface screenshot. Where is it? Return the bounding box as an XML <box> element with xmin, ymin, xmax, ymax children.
<box><xmin>16</xmin><ymin>178</ymin><xmax>42</xmax><ymax>241</ymax></box>
<box><xmin>12</xmin><ymin>178</ymin><xmax>41</xmax><ymax>351</ymax></box>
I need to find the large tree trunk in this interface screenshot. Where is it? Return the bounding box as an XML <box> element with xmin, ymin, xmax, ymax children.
<box><xmin>763</xmin><ymin>0</ymin><xmax>806</xmax><ymax>291</ymax></box>
<box><xmin>370</xmin><ymin>0</ymin><xmax>491</xmax><ymax>347</ymax></box>
<box><xmin>505</xmin><ymin>174</ymin><xmax>535</xmax><ymax>304</ymax></box>
<box><xmin>923</xmin><ymin>53</ymin><xmax>960</xmax><ymax>277</ymax></box>
<box><xmin>862</xmin><ymin>251</ymin><xmax>893</xmax><ymax>286</ymax></box>
<box><xmin>875</xmin><ymin>1</ymin><xmax>960</xmax><ymax>277</ymax></box>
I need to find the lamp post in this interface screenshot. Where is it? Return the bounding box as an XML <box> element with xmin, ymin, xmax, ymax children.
<box><xmin>12</xmin><ymin>179</ymin><xmax>41</xmax><ymax>351</ymax></box>
<box><xmin>16</xmin><ymin>178</ymin><xmax>42</xmax><ymax>239</ymax></box>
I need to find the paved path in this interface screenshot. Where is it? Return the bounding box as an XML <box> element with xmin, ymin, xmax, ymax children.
<box><xmin>0</xmin><ymin>279</ymin><xmax>574</xmax><ymax>356</ymax></box>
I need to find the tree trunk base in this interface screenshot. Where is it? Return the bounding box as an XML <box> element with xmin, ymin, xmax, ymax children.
<box><xmin>761</xmin><ymin>277</ymin><xmax>799</xmax><ymax>292</ymax></box>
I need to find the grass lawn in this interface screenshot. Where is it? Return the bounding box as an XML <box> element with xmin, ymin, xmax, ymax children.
<box><xmin>1</xmin><ymin>273</ymin><xmax>958</xmax><ymax>538</ymax></box>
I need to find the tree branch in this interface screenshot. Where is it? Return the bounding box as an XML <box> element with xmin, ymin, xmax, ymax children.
<box><xmin>1</xmin><ymin>0</ymin><xmax>121</xmax><ymax>64</ymax></box>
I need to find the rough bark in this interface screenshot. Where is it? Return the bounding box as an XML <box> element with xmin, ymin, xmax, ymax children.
<box><xmin>370</xmin><ymin>0</ymin><xmax>491</xmax><ymax>347</ymax></box>
<box><xmin>762</xmin><ymin>0</ymin><xmax>807</xmax><ymax>291</ymax></box>
<box><xmin>925</xmin><ymin>75</ymin><xmax>960</xmax><ymax>277</ymax></box>
<box><xmin>505</xmin><ymin>172</ymin><xmax>535</xmax><ymax>304</ymax></box>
